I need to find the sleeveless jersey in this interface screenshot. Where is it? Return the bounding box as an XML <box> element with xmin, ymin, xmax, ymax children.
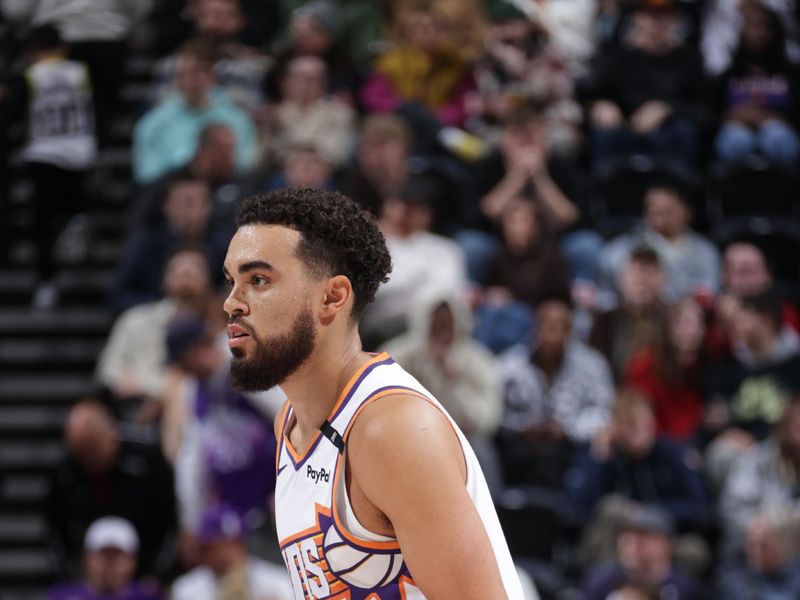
<box><xmin>274</xmin><ymin>352</ymin><xmax>523</xmax><ymax>600</ymax></box>
<box><xmin>23</xmin><ymin>57</ymin><xmax>96</xmax><ymax>170</ymax></box>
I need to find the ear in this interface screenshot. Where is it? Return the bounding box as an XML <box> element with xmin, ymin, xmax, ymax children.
<box><xmin>319</xmin><ymin>275</ymin><xmax>353</xmax><ymax>322</ymax></box>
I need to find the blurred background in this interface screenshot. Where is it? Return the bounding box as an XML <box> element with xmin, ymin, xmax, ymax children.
<box><xmin>1</xmin><ymin>0</ymin><xmax>800</xmax><ymax>598</ymax></box>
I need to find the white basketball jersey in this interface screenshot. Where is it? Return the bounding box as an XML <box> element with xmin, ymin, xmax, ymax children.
<box><xmin>23</xmin><ymin>57</ymin><xmax>96</xmax><ymax>170</ymax></box>
<box><xmin>274</xmin><ymin>352</ymin><xmax>523</xmax><ymax>599</ymax></box>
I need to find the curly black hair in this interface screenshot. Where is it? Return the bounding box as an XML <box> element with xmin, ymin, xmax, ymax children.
<box><xmin>236</xmin><ymin>188</ymin><xmax>392</xmax><ymax>318</ymax></box>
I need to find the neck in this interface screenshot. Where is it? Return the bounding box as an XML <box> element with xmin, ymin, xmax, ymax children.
<box><xmin>280</xmin><ymin>328</ymin><xmax>370</xmax><ymax>441</ymax></box>
<box><xmin>216</xmin><ymin>543</ymin><xmax>248</xmax><ymax>575</ymax></box>
<box><xmin>185</xmin><ymin>93</ymin><xmax>209</xmax><ymax>110</ymax></box>
<box><xmin>749</xmin><ymin>333</ymin><xmax>777</xmax><ymax>361</ymax></box>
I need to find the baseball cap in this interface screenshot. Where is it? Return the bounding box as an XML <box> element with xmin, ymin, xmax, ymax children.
<box><xmin>84</xmin><ymin>517</ymin><xmax>139</xmax><ymax>553</ymax></box>
<box><xmin>293</xmin><ymin>0</ymin><xmax>337</xmax><ymax>34</ymax></box>
<box><xmin>197</xmin><ymin>504</ymin><xmax>245</xmax><ymax>542</ymax></box>
<box><xmin>621</xmin><ymin>504</ymin><xmax>674</xmax><ymax>536</ymax></box>
<box><xmin>165</xmin><ymin>315</ymin><xmax>208</xmax><ymax>365</ymax></box>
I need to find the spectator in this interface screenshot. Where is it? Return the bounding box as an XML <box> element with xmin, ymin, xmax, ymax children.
<box><xmin>269</xmin><ymin>0</ymin><xmax>360</xmax><ymax>104</ymax></box>
<box><xmin>582</xmin><ymin>504</ymin><xmax>706</xmax><ymax>600</ymax></box>
<box><xmin>337</xmin><ymin>113</ymin><xmax>414</xmax><ymax>217</ymax></box>
<box><xmin>497</xmin><ymin>292</ymin><xmax>613</xmax><ymax>487</ymax></box>
<box><xmin>360</xmin><ymin>176</ymin><xmax>466</xmax><ymax>348</ymax></box>
<box><xmin>152</xmin><ymin>0</ymin><xmax>271</xmax><ymax>114</ymax></box>
<box><xmin>483</xmin><ymin>196</ymin><xmax>570</xmax><ymax>308</ymax></box>
<box><xmin>598</xmin><ymin>182</ymin><xmax>720</xmax><ymax>304</ymax></box>
<box><xmin>133</xmin><ymin>123</ymin><xmax>248</xmax><ymax>230</ymax></box>
<box><xmin>713</xmin><ymin>4</ymin><xmax>800</xmax><ymax>167</ymax></box>
<box><xmin>109</xmin><ymin>177</ymin><xmax>231</xmax><ymax>311</ymax></box>
<box><xmin>585</xmin><ymin>0</ymin><xmax>709</xmax><ymax>172</ymax></box>
<box><xmin>706</xmin><ymin>289</ymin><xmax>800</xmax><ymax>442</ymax></box>
<box><xmin>625</xmin><ymin>297</ymin><xmax>709</xmax><ymax>443</ymax></box>
<box><xmin>716</xmin><ymin>512</ymin><xmax>800</xmax><ymax>599</ymax></box>
<box><xmin>566</xmin><ymin>391</ymin><xmax>711</xmax><ymax>532</ymax></box>
<box><xmin>719</xmin><ymin>395</ymin><xmax>800</xmax><ymax>556</ymax></box>
<box><xmin>470</xmin><ymin>109</ymin><xmax>598</xmax><ymax>286</ymax></box>
<box><xmin>171</xmin><ymin>505</ymin><xmax>292</xmax><ymax>600</ymax></box>
<box><xmin>133</xmin><ymin>40</ymin><xmax>257</xmax><ymax>184</ymax></box>
<box><xmin>262</xmin><ymin>55</ymin><xmax>355</xmax><ymax>170</ymax></box>
<box><xmin>471</xmin><ymin>3</ymin><xmax>582</xmax><ymax>155</ymax></box>
<box><xmin>163</xmin><ymin>316</ymin><xmax>281</xmax><ymax>549</ymax></box>
<box><xmin>0</xmin><ymin>0</ymin><xmax>153</xmax><ymax>143</ymax></box>
<box><xmin>46</xmin><ymin>401</ymin><xmax>176</xmax><ymax>578</ymax></box>
<box><xmin>97</xmin><ymin>248</ymin><xmax>214</xmax><ymax>407</ymax></box>
<box><xmin>590</xmin><ymin>246</ymin><xmax>667</xmax><ymax>380</ymax></box>
<box><xmin>709</xmin><ymin>239</ymin><xmax>800</xmax><ymax>361</ymax></box>
<box><xmin>701</xmin><ymin>0</ymin><xmax>800</xmax><ymax>76</ymax></box>
<box><xmin>517</xmin><ymin>0</ymin><xmax>597</xmax><ymax>76</ymax></box>
<box><xmin>475</xmin><ymin>109</ymin><xmax>581</xmax><ymax>231</ymax></box>
<box><xmin>360</xmin><ymin>2</ymin><xmax>476</xmax><ymax>128</ymax></box>
<box><xmin>262</xmin><ymin>143</ymin><xmax>335</xmax><ymax>191</ymax></box>
<box><xmin>382</xmin><ymin>287</ymin><xmax>504</xmax><ymax>492</ymax></box>
<box><xmin>0</xmin><ymin>25</ymin><xmax>97</xmax><ymax>309</ymax></box>
<box><xmin>47</xmin><ymin>517</ymin><xmax>161</xmax><ymax>600</ymax></box>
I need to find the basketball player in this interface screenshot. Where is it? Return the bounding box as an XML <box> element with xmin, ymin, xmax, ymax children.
<box><xmin>222</xmin><ymin>189</ymin><xmax>524</xmax><ymax>599</ymax></box>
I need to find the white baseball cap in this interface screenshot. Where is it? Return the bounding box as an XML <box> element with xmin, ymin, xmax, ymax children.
<box><xmin>84</xmin><ymin>517</ymin><xmax>139</xmax><ymax>554</ymax></box>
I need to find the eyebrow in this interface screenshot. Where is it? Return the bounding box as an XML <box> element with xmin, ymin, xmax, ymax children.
<box><xmin>222</xmin><ymin>260</ymin><xmax>276</xmax><ymax>278</ymax></box>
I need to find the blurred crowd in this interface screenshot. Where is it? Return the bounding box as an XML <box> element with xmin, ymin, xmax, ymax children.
<box><xmin>3</xmin><ymin>0</ymin><xmax>800</xmax><ymax>598</ymax></box>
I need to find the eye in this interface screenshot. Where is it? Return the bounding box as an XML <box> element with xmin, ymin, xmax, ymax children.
<box><xmin>224</xmin><ymin>277</ymin><xmax>234</xmax><ymax>289</ymax></box>
<box><xmin>252</xmin><ymin>275</ymin><xmax>269</xmax><ymax>287</ymax></box>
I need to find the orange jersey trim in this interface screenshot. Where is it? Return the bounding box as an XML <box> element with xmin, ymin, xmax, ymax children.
<box><xmin>275</xmin><ymin>400</ymin><xmax>291</xmax><ymax>474</ymax></box>
<box><xmin>283</xmin><ymin>352</ymin><xmax>391</xmax><ymax>465</ymax></box>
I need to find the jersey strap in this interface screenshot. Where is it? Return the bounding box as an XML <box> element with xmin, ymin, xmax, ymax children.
<box><xmin>320</xmin><ymin>419</ymin><xmax>345</xmax><ymax>455</ymax></box>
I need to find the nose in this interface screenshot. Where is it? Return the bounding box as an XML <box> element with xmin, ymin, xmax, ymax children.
<box><xmin>223</xmin><ymin>284</ymin><xmax>248</xmax><ymax>317</ymax></box>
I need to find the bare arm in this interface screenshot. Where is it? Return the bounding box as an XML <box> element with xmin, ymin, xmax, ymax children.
<box><xmin>531</xmin><ymin>171</ymin><xmax>579</xmax><ymax>232</ymax></box>
<box><xmin>347</xmin><ymin>395</ymin><xmax>508</xmax><ymax>599</ymax></box>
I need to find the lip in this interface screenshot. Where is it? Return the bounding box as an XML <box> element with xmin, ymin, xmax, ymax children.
<box><xmin>227</xmin><ymin>324</ymin><xmax>251</xmax><ymax>349</ymax></box>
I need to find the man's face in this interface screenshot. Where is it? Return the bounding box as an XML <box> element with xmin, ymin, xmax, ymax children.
<box><xmin>616</xmin><ymin>403</ymin><xmax>656</xmax><ymax>458</ymax></box>
<box><xmin>223</xmin><ymin>225</ymin><xmax>319</xmax><ymax>391</ymax></box>
<box><xmin>177</xmin><ymin>55</ymin><xmax>215</xmax><ymax>103</ymax></box>
<box><xmin>724</xmin><ymin>243</ymin><xmax>771</xmax><ymax>296</ymax></box>
<box><xmin>282</xmin><ymin>57</ymin><xmax>326</xmax><ymax>105</ymax></box>
<box><xmin>291</xmin><ymin>13</ymin><xmax>333</xmax><ymax>55</ymax></box>
<box><xmin>195</xmin><ymin>0</ymin><xmax>243</xmax><ymax>42</ymax></box>
<box><xmin>618</xmin><ymin>528</ymin><xmax>672</xmax><ymax>582</ymax></box>
<box><xmin>163</xmin><ymin>250</ymin><xmax>211</xmax><ymax>301</ymax></box>
<box><xmin>619</xmin><ymin>258</ymin><xmax>664</xmax><ymax>308</ymax></box>
<box><xmin>644</xmin><ymin>188</ymin><xmax>690</xmax><ymax>238</ymax></box>
<box><xmin>198</xmin><ymin>126</ymin><xmax>236</xmax><ymax>179</ymax></box>
<box><xmin>285</xmin><ymin>149</ymin><xmax>331</xmax><ymax>189</ymax></box>
<box><xmin>163</xmin><ymin>181</ymin><xmax>212</xmax><ymax>237</ymax></box>
<box><xmin>358</xmin><ymin>136</ymin><xmax>408</xmax><ymax>181</ymax></box>
<box><xmin>535</xmin><ymin>301</ymin><xmax>572</xmax><ymax>356</ymax></box>
<box><xmin>85</xmin><ymin>548</ymin><xmax>136</xmax><ymax>593</ymax></box>
<box><xmin>731</xmin><ymin>304</ymin><xmax>777</xmax><ymax>349</ymax></box>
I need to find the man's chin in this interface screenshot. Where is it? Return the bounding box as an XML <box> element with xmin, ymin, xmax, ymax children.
<box><xmin>230</xmin><ymin>347</ymin><xmax>246</xmax><ymax>359</ymax></box>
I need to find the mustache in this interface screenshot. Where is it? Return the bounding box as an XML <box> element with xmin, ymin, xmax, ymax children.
<box><xmin>228</xmin><ymin>316</ymin><xmax>256</xmax><ymax>336</ymax></box>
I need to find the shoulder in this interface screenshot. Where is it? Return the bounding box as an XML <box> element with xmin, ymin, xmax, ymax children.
<box><xmin>347</xmin><ymin>391</ymin><xmax>464</xmax><ymax>485</ymax></box>
<box><xmin>570</xmin><ymin>341</ymin><xmax>610</xmax><ymax>371</ymax></box>
<box><xmin>498</xmin><ymin>343</ymin><xmax>529</xmax><ymax>368</ymax></box>
<box><xmin>136</xmin><ymin>100</ymin><xmax>177</xmax><ymax>130</ymax></box>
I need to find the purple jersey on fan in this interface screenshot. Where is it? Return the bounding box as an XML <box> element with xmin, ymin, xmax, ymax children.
<box><xmin>195</xmin><ymin>377</ymin><xmax>276</xmax><ymax>519</ymax></box>
<box><xmin>47</xmin><ymin>582</ymin><xmax>162</xmax><ymax>600</ymax></box>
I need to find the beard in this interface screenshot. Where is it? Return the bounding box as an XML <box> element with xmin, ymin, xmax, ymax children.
<box><xmin>229</xmin><ymin>306</ymin><xmax>317</xmax><ymax>392</ymax></box>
